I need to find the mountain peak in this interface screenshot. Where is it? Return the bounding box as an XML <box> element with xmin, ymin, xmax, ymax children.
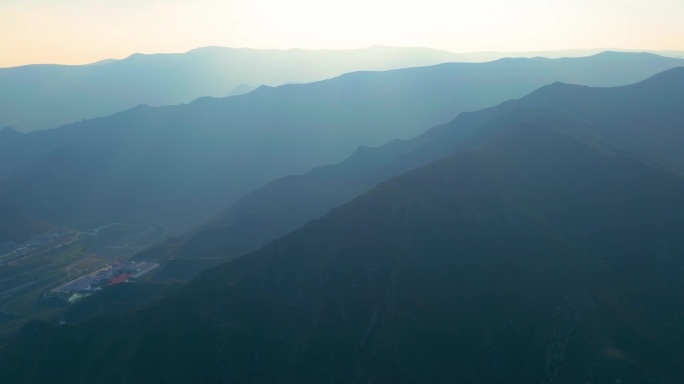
<box><xmin>521</xmin><ymin>81</ymin><xmax>591</xmax><ymax>103</ymax></box>
<box><xmin>640</xmin><ymin>65</ymin><xmax>684</xmax><ymax>84</ymax></box>
<box><xmin>591</xmin><ymin>50</ymin><xmax>670</xmax><ymax>59</ymax></box>
<box><xmin>592</xmin><ymin>50</ymin><xmax>651</xmax><ymax>57</ymax></box>
<box><xmin>0</xmin><ymin>126</ymin><xmax>21</xmax><ymax>136</ymax></box>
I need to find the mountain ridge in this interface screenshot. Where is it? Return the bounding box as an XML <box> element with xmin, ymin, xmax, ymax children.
<box><xmin>5</xmin><ymin>98</ymin><xmax>684</xmax><ymax>382</ymax></box>
<box><xmin>4</xmin><ymin>53</ymin><xmax>679</xmax><ymax>232</ymax></box>
<box><xmin>0</xmin><ymin>46</ymin><xmax>474</xmax><ymax>132</ymax></box>
<box><xmin>147</xmin><ymin>65</ymin><xmax>684</xmax><ymax>278</ymax></box>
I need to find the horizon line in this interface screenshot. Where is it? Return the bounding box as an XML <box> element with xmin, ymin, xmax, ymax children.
<box><xmin>2</xmin><ymin>45</ymin><xmax>683</xmax><ymax>69</ymax></box>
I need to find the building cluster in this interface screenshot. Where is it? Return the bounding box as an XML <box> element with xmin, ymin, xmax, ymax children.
<box><xmin>51</xmin><ymin>260</ymin><xmax>160</xmax><ymax>300</ymax></box>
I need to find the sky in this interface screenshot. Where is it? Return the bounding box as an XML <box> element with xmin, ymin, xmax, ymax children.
<box><xmin>1</xmin><ymin>0</ymin><xmax>682</xmax><ymax>67</ymax></box>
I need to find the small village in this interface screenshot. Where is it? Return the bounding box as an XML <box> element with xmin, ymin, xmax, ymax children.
<box><xmin>50</xmin><ymin>260</ymin><xmax>160</xmax><ymax>303</ymax></box>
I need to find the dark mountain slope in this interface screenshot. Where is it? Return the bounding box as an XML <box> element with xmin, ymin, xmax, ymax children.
<box><xmin>3</xmin><ymin>53</ymin><xmax>677</xmax><ymax>232</ymax></box>
<box><xmin>158</xmin><ymin>66</ymin><xmax>684</xmax><ymax>267</ymax></box>
<box><xmin>4</xmin><ymin>106</ymin><xmax>684</xmax><ymax>382</ymax></box>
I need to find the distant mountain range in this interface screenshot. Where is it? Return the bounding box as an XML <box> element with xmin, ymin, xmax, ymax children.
<box><xmin>3</xmin><ymin>46</ymin><xmax>683</xmax><ymax>133</ymax></box>
<box><xmin>153</xmin><ymin>62</ymin><xmax>684</xmax><ymax>276</ymax></box>
<box><xmin>1</xmin><ymin>52</ymin><xmax>681</xmax><ymax>234</ymax></box>
<box><xmin>458</xmin><ymin>48</ymin><xmax>684</xmax><ymax>62</ymax></box>
<box><xmin>3</xmin><ymin>67</ymin><xmax>684</xmax><ymax>383</ymax></box>
<box><xmin>0</xmin><ymin>46</ymin><xmax>469</xmax><ymax>132</ymax></box>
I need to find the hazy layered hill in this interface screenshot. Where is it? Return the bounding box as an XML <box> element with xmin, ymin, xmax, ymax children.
<box><xmin>1</xmin><ymin>52</ymin><xmax>682</xmax><ymax>232</ymax></box>
<box><xmin>3</xmin><ymin>46</ymin><xmax>682</xmax><ymax>133</ymax></box>
<box><xmin>0</xmin><ymin>129</ymin><xmax>47</xmax><ymax>245</ymax></box>
<box><xmin>5</xmin><ymin>82</ymin><xmax>684</xmax><ymax>382</ymax></box>
<box><xmin>0</xmin><ymin>46</ymin><xmax>469</xmax><ymax>132</ymax></box>
<box><xmin>159</xmin><ymin>66</ymin><xmax>684</xmax><ymax>266</ymax></box>
<box><xmin>0</xmin><ymin>200</ymin><xmax>45</xmax><ymax>244</ymax></box>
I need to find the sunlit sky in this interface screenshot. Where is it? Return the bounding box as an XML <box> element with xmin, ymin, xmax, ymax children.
<box><xmin>1</xmin><ymin>0</ymin><xmax>682</xmax><ymax>67</ymax></box>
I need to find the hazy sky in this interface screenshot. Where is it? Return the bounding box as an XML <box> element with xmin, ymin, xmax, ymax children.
<box><xmin>1</xmin><ymin>0</ymin><xmax>682</xmax><ymax>67</ymax></box>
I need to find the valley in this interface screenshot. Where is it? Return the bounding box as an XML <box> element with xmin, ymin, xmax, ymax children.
<box><xmin>0</xmin><ymin>219</ymin><xmax>166</xmax><ymax>341</ymax></box>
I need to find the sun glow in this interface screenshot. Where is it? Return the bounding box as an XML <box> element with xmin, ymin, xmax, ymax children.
<box><xmin>233</xmin><ymin>0</ymin><xmax>556</xmax><ymax>51</ymax></box>
<box><xmin>0</xmin><ymin>0</ymin><xmax>682</xmax><ymax>67</ymax></box>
